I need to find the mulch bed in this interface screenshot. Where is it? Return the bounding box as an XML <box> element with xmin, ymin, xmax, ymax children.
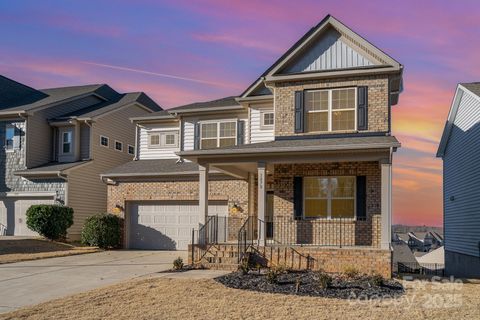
<box><xmin>215</xmin><ymin>270</ymin><xmax>404</xmax><ymax>299</ymax></box>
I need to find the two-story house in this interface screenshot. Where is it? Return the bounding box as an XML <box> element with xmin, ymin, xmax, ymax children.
<box><xmin>102</xmin><ymin>15</ymin><xmax>403</xmax><ymax>277</ymax></box>
<box><xmin>437</xmin><ymin>82</ymin><xmax>480</xmax><ymax>278</ymax></box>
<box><xmin>0</xmin><ymin>75</ymin><xmax>162</xmax><ymax>238</ymax></box>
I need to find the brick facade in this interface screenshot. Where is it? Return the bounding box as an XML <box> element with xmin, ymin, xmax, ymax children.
<box><xmin>273</xmin><ymin>75</ymin><xmax>390</xmax><ymax>137</ymax></box>
<box><xmin>272</xmin><ymin>162</ymin><xmax>382</xmax><ymax>247</ymax></box>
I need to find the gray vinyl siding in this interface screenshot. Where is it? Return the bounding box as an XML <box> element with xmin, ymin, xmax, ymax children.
<box><xmin>138</xmin><ymin>122</ymin><xmax>180</xmax><ymax>160</ymax></box>
<box><xmin>249</xmin><ymin>104</ymin><xmax>275</xmax><ymax>144</ymax></box>
<box><xmin>66</xmin><ymin>104</ymin><xmax>149</xmax><ymax>236</ymax></box>
<box><xmin>443</xmin><ymin>89</ymin><xmax>480</xmax><ymax>257</ymax></box>
<box><xmin>26</xmin><ymin>95</ymin><xmax>102</xmax><ymax>168</ymax></box>
<box><xmin>283</xmin><ymin>28</ymin><xmax>374</xmax><ymax>74</ymax></box>
<box><xmin>80</xmin><ymin>123</ymin><xmax>91</xmax><ymax>160</ymax></box>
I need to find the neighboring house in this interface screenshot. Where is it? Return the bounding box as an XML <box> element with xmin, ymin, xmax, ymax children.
<box><xmin>392</xmin><ymin>242</ymin><xmax>420</xmax><ymax>273</ymax></box>
<box><xmin>416</xmin><ymin>246</ymin><xmax>444</xmax><ymax>269</ymax></box>
<box><xmin>0</xmin><ymin>75</ymin><xmax>162</xmax><ymax>238</ymax></box>
<box><xmin>102</xmin><ymin>15</ymin><xmax>403</xmax><ymax>277</ymax></box>
<box><xmin>437</xmin><ymin>82</ymin><xmax>480</xmax><ymax>278</ymax></box>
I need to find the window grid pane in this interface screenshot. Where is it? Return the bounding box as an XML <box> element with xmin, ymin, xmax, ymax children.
<box><xmin>263</xmin><ymin>113</ymin><xmax>274</xmax><ymax>126</ymax></box>
<box><xmin>201</xmin><ymin>123</ymin><xmax>217</xmax><ymax>138</ymax></box>
<box><xmin>150</xmin><ymin>135</ymin><xmax>160</xmax><ymax>145</ymax></box>
<box><xmin>165</xmin><ymin>134</ymin><xmax>176</xmax><ymax>145</ymax></box>
<box><xmin>219</xmin><ymin>122</ymin><xmax>236</xmax><ymax>138</ymax></box>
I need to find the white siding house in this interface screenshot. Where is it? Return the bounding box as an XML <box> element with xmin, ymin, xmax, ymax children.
<box><xmin>437</xmin><ymin>83</ymin><xmax>480</xmax><ymax>278</ymax></box>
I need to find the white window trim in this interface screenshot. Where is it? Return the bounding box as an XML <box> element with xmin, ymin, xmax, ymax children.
<box><xmin>100</xmin><ymin>135</ymin><xmax>109</xmax><ymax>148</ymax></box>
<box><xmin>114</xmin><ymin>140</ymin><xmax>123</xmax><ymax>152</ymax></box>
<box><xmin>302</xmin><ymin>176</ymin><xmax>357</xmax><ymax>220</ymax></box>
<box><xmin>127</xmin><ymin>144</ymin><xmax>135</xmax><ymax>155</ymax></box>
<box><xmin>61</xmin><ymin>130</ymin><xmax>73</xmax><ymax>155</ymax></box>
<box><xmin>305</xmin><ymin>87</ymin><xmax>357</xmax><ymax>133</ymax></box>
<box><xmin>260</xmin><ymin>111</ymin><xmax>274</xmax><ymax>129</ymax></box>
<box><xmin>148</xmin><ymin>130</ymin><xmax>179</xmax><ymax>149</ymax></box>
<box><xmin>4</xmin><ymin>124</ymin><xmax>16</xmax><ymax>152</ymax></box>
<box><xmin>199</xmin><ymin>120</ymin><xmax>237</xmax><ymax>149</ymax></box>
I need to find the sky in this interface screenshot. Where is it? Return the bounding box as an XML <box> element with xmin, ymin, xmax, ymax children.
<box><xmin>1</xmin><ymin>0</ymin><xmax>479</xmax><ymax>227</ymax></box>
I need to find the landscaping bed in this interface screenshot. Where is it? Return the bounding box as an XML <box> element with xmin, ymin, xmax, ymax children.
<box><xmin>216</xmin><ymin>269</ymin><xmax>404</xmax><ymax>299</ymax></box>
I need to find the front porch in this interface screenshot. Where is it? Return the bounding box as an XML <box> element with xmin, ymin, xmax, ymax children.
<box><xmin>179</xmin><ymin>139</ymin><xmax>396</xmax><ymax>276</ymax></box>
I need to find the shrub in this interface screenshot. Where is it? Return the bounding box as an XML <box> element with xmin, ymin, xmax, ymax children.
<box><xmin>239</xmin><ymin>258</ymin><xmax>251</xmax><ymax>275</ymax></box>
<box><xmin>266</xmin><ymin>265</ymin><xmax>285</xmax><ymax>284</ymax></box>
<box><xmin>173</xmin><ymin>257</ymin><xmax>184</xmax><ymax>270</ymax></box>
<box><xmin>368</xmin><ymin>273</ymin><xmax>384</xmax><ymax>286</ymax></box>
<box><xmin>317</xmin><ymin>271</ymin><xmax>333</xmax><ymax>289</ymax></box>
<box><xmin>26</xmin><ymin>205</ymin><xmax>73</xmax><ymax>240</ymax></box>
<box><xmin>81</xmin><ymin>213</ymin><xmax>122</xmax><ymax>248</ymax></box>
<box><xmin>343</xmin><ymin>266</ymin><xmax>360</xmax><ymax>279</ymax></box>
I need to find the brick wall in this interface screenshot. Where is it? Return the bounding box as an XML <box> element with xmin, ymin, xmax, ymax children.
<box><xmin>273</xmin><ymin>75</ymin><xmax>390</xmax><ymax>136</ymax></box>
<box><xmin>273</xmin><ymin>162</ymin><xmax>382</xmax><ymax>247</ymax></box>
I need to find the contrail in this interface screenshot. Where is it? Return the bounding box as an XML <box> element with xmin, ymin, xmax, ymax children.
<box><xmin>80</xmin><ymin>61</ymin><xmax>239</xmax><ymax>89</ymax></box>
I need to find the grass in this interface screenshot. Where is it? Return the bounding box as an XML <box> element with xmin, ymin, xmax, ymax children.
<box><xmin>1</xmin><ymin>276</ymin><xmax>478</xmax><ymax>320</ymax></box>
<box><xmin>0</xmin><ymin>237</ymin><xmax>99</xmax><ymax>264</ymax></box>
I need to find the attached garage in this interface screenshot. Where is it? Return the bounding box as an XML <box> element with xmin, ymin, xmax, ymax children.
<box><xmin>0</xmin><ymin>196</ymin><xmax>55</xmax><ymax>236</ymax></box>
<box><xmin>127</xmin><ymin>200</ymin><xmax>228</xmax><ymax>250</ymax></box>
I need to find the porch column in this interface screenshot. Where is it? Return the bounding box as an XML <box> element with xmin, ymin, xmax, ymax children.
<box><xmin>199</xmin><ymin>164</ymin><xmax>209</xmax><ymax>228</ymax></box>
<box><xmin>380</xmin><ymin>161</ymin><xmax>392</xmax><ymax>250</ymax></box>
<box><xmin>257</xmin><ymin>162</ymin><xmax>266</xmax><ymax>246</ymax></box>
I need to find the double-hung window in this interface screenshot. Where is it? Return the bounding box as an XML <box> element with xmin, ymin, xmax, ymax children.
<box><xmin>303</xmin><ymin>176</ymin><xmax>356</xmax><ymax>219</ymax></box>
<box><xmin>5</xmin><ymin>125</ymin><xmax>15</xmax><ymax>151</ymax></box>
<box><xmin>62</xmin><ymin>131</ymin><xmax>72</xmax><ymax>154</ymax></box>
<box><xmin>148</xmin><ymin>131</ymin><xmax>179</xmax><ymax>148</ymax></box>
<box><xmin>305</xmin><ymin>88</ymin><xmax>356</xmax><ymax>132</ymax></box>
<box><xmin>200</xmin><ymin>121</ymin><xmax>236</xmax><ymax>149</ymax></box>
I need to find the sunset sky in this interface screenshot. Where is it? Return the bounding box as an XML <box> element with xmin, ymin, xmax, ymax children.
<box><xmin>1</xmin><ymin>0</ymin><xmax>479</xmax><ymax>227</ymax></box>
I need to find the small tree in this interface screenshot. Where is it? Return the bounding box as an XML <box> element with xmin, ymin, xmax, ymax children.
<box><xmin>26</xmin><ymin>205</ymin><xmax>74</xmax><ymax>240</ymax></box>
<box><xmin>81</xmin><ymin>213</ymin><xmax>122</xmax><ymax>248</ymax></box>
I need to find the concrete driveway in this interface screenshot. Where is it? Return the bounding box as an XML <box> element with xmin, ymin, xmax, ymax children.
<box><xmin>0</xmin><ymin>250</ymin><xmax>187</xmax><ymax>313</ymax></box>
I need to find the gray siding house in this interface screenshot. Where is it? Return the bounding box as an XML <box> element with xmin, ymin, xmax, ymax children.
<box><xmin>437</xmin><ymin>82</ymin><xmax>480</xmax><ymax>278</ymax></box>
<box><xmin>0</xmin><ymin>75</ymin><xmax>162</xmax><ymax>238</ymax></box>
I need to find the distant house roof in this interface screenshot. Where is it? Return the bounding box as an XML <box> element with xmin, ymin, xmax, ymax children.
<box><xmin>51</xmin><ymin>92</ymin><xmax>162</xmax><ymax>122</ymax></box>
<box><xmin>14</xmin><ymin>161</ymin><xmax>91</xmax><ymax>177</ymax></box>
<box><xmin>416</xmin><ymin>247</ymin><xmax>445</xmax><ymax>266</ymax></box>
<box><xmin>178</xmin><ymin>135</ymin><xmax>400</xmax><ymax>158</ymax></box>
<box><xmin>437</xmin><ymin>82</ymin><xmax>480</xmax><ymax>157</ymax></box>
<box><xmin>168</xmin><ymin>96</ymin><xmax>242</xmax><ymax>114</ymax></box>
<box><xmin>392</xmin><ymin>243</ymin><xmax>419</xmax><ymax>266</ymax></box>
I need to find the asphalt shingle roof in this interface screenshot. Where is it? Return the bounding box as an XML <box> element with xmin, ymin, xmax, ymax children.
<box><xmin>461</xmin><ymin>82</ymin><xmax>480</xmax><ymax>97</ymax></box>
<box><xmin>14</xmin><ymin>161</ymin><xmax>91</xmax><ymax>175</ymax></box>
<box><xmin>101</xmin><ymin>159</ymin><xmax>201</xmax><ymax>177</ymax></box>
<box><xmin>0</xmin><ymin>75</ymin><xmax>48</xmax><ymax>110</ymax></box>
<box><xmin>169</xmin><ymin>96</ymin><xmax>240</xmax><ymax>112</ymax></box>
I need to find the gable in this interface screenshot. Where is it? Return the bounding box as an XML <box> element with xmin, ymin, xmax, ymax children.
<box><xmin>281</xmin><ymin>28</ymin><xmax>375</xmax><ymax>74</ymax></box>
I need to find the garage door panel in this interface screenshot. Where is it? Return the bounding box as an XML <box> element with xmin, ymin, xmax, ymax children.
<box><xmin>129</xmin><ymin>201</ymin><xmax>228</xmax><ymax>250</ymax></box>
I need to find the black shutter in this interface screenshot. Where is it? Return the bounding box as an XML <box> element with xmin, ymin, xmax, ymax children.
<box><xmin>293</xmin><ymin>176</ymin><xmax>303</xmax><ymax>220</ymax></box>
<box><xmin>294</xmin><ymin>91</ymin><xmax>304</xmax><ymax>133</ymax></box>
<box><xmin>237</xmin><ymin>120</ymin><xmax>245</xmax><ymax>145</ymax></box>
<box><xmin>356</xmin><ymin>176</ymin><xmax>367</xmax><ymax>220</ymax></box>
<box><xmin>357</xmin><ymin>86</ymin><xmax>368</xmax><ymax>130</ymax></box>
<box><xmin>194</xmin><ymin>122</ymin><xmax>200</xmax><ymax>150</ymax></box>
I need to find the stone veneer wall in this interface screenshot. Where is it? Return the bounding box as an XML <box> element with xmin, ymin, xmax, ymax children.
<box><xmin>273</xmin><ymin>162</ymin><xmax>382</xmax><ymax>248</ymax></box>
<box><xmin>273</xmin><ymin>75</ymin><xmax>390</xmax><ymax>137</ymax></box>
<box><xmin>0</xmin><ymin>121</ymin><xmax>65</xmax><ymax>202</ymax></box>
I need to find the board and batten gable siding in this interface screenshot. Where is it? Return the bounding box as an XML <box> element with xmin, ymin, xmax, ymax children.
<box><xmin>26</xmin><ymin>95</ymin><xmax>102</xmax><ymax>168</ymax></box>
<box><xmin>443</xmin><ymin>88</ymin><xmax>480</xmax><ymax>257</ymax></box>
<box><xmin>66</xmin><ymin>103</ymin><xmax>151</xmax><ymax>236</ymax></box>
<box><xmin>138</xmin><ymin>122</ymin><xmax>180</xmax><ymax>160</ymax></box>
<box><xmin>249</xmin><ymin>104</ymin><xmax>275</xmax><ymax>144</ymax></box>
<box><xmin>181</xmin><ymin>113</ymin><xmax>249</xmax><ymax>151</ymax></box>
<box><xmin>282</xmin><ymin>28</ymin><xmax>375</xmax><ymax>74</ymax></box>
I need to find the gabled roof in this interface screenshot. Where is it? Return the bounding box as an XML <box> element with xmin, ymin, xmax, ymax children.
<box><xmin>51</xmin><ymin>92</ymin><xmax>162</xmax><ymax>122</ymax></box>
<box><xmin>437</xmin><ymin>83</ymin><xmax>480</xmax><ymax>157</ymax></box>
<box><xmin>168</xmin><ymin>96</ymin><xmax>242</xmax><ymax>114</ymax></box>
<box><xmin>0</xmin><ymin>75</ymin><xmax>48</xmax><ymax>109</ymax></box>
<box><xmin>241</xmin><ymin>14</ymin><xmax>403</xmax><ymax>100</ymax></box>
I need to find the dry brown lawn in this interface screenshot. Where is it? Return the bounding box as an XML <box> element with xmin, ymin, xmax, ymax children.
<box><xmin>0</xmin><ymin>238</ymin><xmax>99</xmax><ymax>264</ymax></box>
<box><xmin>1</xmin><ymin>276</ymin><xmax>479</xmax><ymax>320</ymax></box>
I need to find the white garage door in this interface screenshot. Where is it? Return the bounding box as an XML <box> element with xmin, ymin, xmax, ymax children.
<box><xmin>129</xmin><ymin>201</ymin><xmax>228</xmax><ymax>250</ymax></box>
<box><xmin>0</xmin><ymin>197</ymin><xmax>55</xmax><ymax>236</ymax></box>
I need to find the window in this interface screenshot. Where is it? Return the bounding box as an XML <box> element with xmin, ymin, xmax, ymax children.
<box><xmin>200</xmin><ymin>121</ymin><xmax>236</xmax><ymax>149</ymax></box>
<box><xmin>261</xmin><ymin>112</ymin><xmax>274</xmax><ymax>128</ymax></box>
<box><xmin>128</xmin><ymin>145</ymin><xmax>135</xmax><ymax>155</ymax></box>
<box><xmin>62</xmin><ymin>131</ymin><xmax>72</xmax><ymax>154</ymax></box>
<box><xmin>100</xmin><ymin>135</ymin><xmax>109</xmax><ymax>147</ymax></box>
<box><xmin>115</xmin><ymin>140</ymin><xmax>123</xmax><ymax>152</ymax></box>
<box><xmin>148</xmin><ymin>131</ymin><xmax>179</xmax><ymax>148</ymax></box>
<box><xmin>305</xmin><ymin>88</ymin><xmax>356</xmax><ymax>132</ymax></box>
<box><xmin>303</xmin><ymin>176</ymin><xmax>355</xmax><ymax>219</ymax></box>
<box><xmin>5</xmin><ymin>125</ymin><xmax>15</xmax><ymax>151</ymax></box>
